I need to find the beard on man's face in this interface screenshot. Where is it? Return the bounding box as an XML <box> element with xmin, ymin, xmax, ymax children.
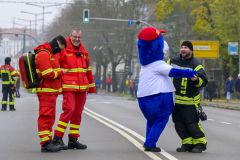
<box><xmin>181</xmin><ymin>50</ymin><xmax>191</xmax><ymax>59</ymax></box>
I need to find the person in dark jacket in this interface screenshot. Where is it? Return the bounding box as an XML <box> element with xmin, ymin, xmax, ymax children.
<box><xmin>207</xmin><ymin>77</ymin><xmax>216</xmax><ymax>102</ymax></box>
<box><xmin>225</xmin><ymin>74</ymin><xmax>234</xmax><ymax>102</ymax></box>
<box><xmin>235</xmin><ymin>74</ymin><xmax>240</xmax><ymax>101</ymax></box>
<box><xmin>167</xmin><ymin>41</ymin><xmax>208</xmax><ymax>153</ymax></box>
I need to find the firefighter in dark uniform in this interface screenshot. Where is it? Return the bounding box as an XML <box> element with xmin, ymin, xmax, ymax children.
<box><xmin>0</xmin><ymin>57</ymin><xmax>20</xmax><ymax>111</ymax></box>
<box><xmin>167</xmin><ymin>41</ymin><xmax>208</xmax><ymax>153</ymax></box>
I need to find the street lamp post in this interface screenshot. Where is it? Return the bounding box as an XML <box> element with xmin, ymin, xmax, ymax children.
<box><xmin>21</xmin><ymin>11</ymin><xmax>50</xmax><ymax>38</ymax></box>
<box><xmin>26</xmin><ymin>3</ymin><xmax>61</xmax><ymax>42</ymax></box>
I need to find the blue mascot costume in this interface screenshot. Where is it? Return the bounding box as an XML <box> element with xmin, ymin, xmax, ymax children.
<box><xmin>137</xmin><ymin>27</ymin><xmax>197</xmax><ymax>152</ymax></box>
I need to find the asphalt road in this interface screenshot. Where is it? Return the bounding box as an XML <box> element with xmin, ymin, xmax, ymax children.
<box><xmin>0</xmin><ymin>82</ymin><xmax>239</xmax><ymax>160</ymax></box>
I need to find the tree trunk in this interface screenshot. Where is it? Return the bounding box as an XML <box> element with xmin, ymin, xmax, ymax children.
<box><xmin>111</xmin><ymin>62</ymin><xmax>118</xmax><ymax>92</ymax></box>
<box><xmin>102</xmin><ymin>63</ymin><xmax>108</xmax><ymax>89</ymax></box>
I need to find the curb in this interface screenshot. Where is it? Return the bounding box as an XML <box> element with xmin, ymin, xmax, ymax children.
<box><xmin>201</xmin><ymin>102</ymin><xmax>240</xmax><ymax>111</ymax></box>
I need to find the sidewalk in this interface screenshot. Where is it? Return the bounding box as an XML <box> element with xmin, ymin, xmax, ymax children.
<box><xmin>201</xmin><ymin>100</ymin><xmax>240</xmax><ymax>111</ymax></box>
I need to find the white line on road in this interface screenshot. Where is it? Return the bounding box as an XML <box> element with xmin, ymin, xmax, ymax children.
<box><xmin>220</xmin><ymin>121</ymin><xmax>232</xmax><ymax>125</ymax></box>
<box><xmin>207</xmin><ymin>119</ymin><xmax>215</xmax><ymax>121</ymax></box>
<box><xmin>96</xmin><ymin>102</ymin><xmax>112</xmax><ymax>104</ymax></box>
<box><xmin>84</xmin><ymin>110</ymin><xmax>163</xmax><ymax>160</ymax></box>
<box><xmin>57</xmin><ymin>97</ymin><xmax>177</xmax><ymax>160</ymax></box>
<box><xmin>85</xmin><ymin>107</ymin><xmax>178</xmax><ymax>160</ymax></box>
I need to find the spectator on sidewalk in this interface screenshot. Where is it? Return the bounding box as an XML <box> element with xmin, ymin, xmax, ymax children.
<box><xmin>15</xmin><ymin>75</ymin><xmax>20</xmax><ymax>98</ymax></box>
<box><xmin>129</xmin><ymin>80</ymin><xmax>134</xmax><ymax>98</ymax></box>
<box><xmin>106</xmin><ymin>74</ymin><xmax>112</xmax><ymax>92</ymax></box>
<box><xmin>207</xmin><ymin>77</ymin><xmax>215</xmax><ymax>102</ymax></box>
<box><xmin>95</xmin><ymin>78</ymin><xmax>99</xmax><ymax>94</ymax></box>
<box><xmin>124</xmin><ymin>79</ymin><xmax>129</xmax><ymax>95</ymax></box>
<box><xmin>235</xmin><ymin>74</ymin><xmax>240</xmax><ymax>101</ymax></box>
<box><xmin>225</xmin><ymin>74</ymin><xmax>235</xmax><ymax>102</ymax></box>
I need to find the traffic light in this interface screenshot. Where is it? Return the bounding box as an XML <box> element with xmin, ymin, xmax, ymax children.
<box><xmin>83</xmin><ymin>9</ymin><xmax>90</xmax><ymax>23</ymax></box>
<box><xmin>125</xmin><ymin>65</ymin><xmax>129</xmax><ymax>73</ymax></box>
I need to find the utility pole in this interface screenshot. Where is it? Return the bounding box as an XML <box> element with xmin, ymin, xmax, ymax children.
<box><xmin>21</xmin><ymin>11</ymin><xmax>45</xmax><ymax>38</ymax></box>
<box><xmin>23</xmin><ymin>30</ymin><xmax>26</xmax><ymax>54</ymax></box>
<box><xmin>26</xmin><ymin>3</ymin><xmax>61</xmax><ymax>43</ymax></box>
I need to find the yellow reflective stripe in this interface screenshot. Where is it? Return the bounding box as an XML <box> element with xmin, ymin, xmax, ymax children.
<box><xmin>36</xmin><ymin>69</ymin><xmax>40</xmax><ymax>73</ymax></box>
<box><xmin>39</xmin><ymin>131</ymin><xmax>50</xmax><ymax>136</ymax></box>
<box><xmin>2</xmin><ymin>82</ymin><xmax>10</xmax><ymax>84</ymax></box>
<box><xmin>167</xmin><ymin>59</ymin><xmax>170</xmax><ymax>65</ymax></box>
<box><xmin>193</xmin><ymin>138</ymin><xmax>207</xmax><ymax>145</ymax></box>
<box><xmin>80</xmin><ymin>85</ymin><xmax>89</xmax><ymax>89</ymax></box>
<box><xmin>9</xmin><ymin>102</ymin><xmax>14</xmax><ymax>105</ymax></box>
<box><xmin>64</xmin><ymin>68</ymin><xmax>87</xmax><ymax>73</ymax></box>
<box><xmin>40</xmin><ymin>136</ymin><xmax>50</xmax><ymax>142</ymax></box>
<box><xmin>69</xmin><ymin>130</ymin><xmax>79</xmax><ymax>134</ymax></box>
<box><xmin>180</xmin><ymin>78</ymin><xmax>187</xmax><ymax>94</ymax></box>
<box><xmin>49</xmin><ymin>132</ymin><xmax>53</xmax><ymax>137</ymax></box>
<box><xmin>53</xmin><ymin>71</ymin><xmax>58</xmax><ymax>79</ymax></box>
<box><xmin>198</xmin><ymin>123</ymin><xmax>205</xmax><ymax>134</ymax></box>
<box><xmin>1</xmin><ymin>70</ymin><xmax>10</xmax><ymax>73</ymax></box>
<box><xmin>2</xmin><ymin>101</ymin><xmax>7</xmax><ymax>104</ymax></box>
<box><xmin>175</xmin><ymin>100</ymin><xmax>200</xmax><ymax>105</ymax></box>
<box><xmin>11</xmin><ymin>71</ymin><xmax>17</xmax><ymax>75</ymax></box>
<box><xmin>195</xmin><ymin>78</ymin><xmax>203</xmax><ymax>87</ymax></box>
<box><xmin>58</xmin><ymin>121</ymin><xmax>68</xmax><ymax>127</ymax></box>
<box><xmin>70</xmin><ymin>124</ymin><xmax>80</xmax><ymax>129</ymax></box>
<box><xmin>41</xmin><ymin>69</ymin><xmax>53</xmax><ymax>76</ymax></box>
<box><xmin>182</xmin><ymin>137</ymin><xmax>193</xmax><ymax>144</ymax></box>
<box><xmin>194</xmin><ymin>65</ymin><xmax>204</xmax><ymax>71</ymax></box>
<box><xmin>36</xmin><ymin>88</ymin><xmax>62</xmax><ymax>93</ymax></box>
<box><xmin>57</xmin><ymin>127</ymin><xmax>66</xmax><ymax>133</ymax></box>
<box><xmin>63</xmin><ymin>85</ymin><xmax>79</xmax><ymax>89</ymax></box>
<box><xmin>52</xmin><ymin>68</ymin><xmax>61</xmax><ymax>71</ymax></box>
<box><xmin>27</xmin><ymin>52</ymin><xmax>34</xmax><ymax>83</ymax></box>
<box><xmin>89</xmin><ymin>83</ymin><xmax>95</xmax><ymax>87</ymax></box>
<box><xmin>175</xmin><ymin>94</ymin><xmax>200</xmax><ymax>101</ymax></box>
<box><xmin>87</xmin><ymin>66</ymin><xmax>91</xmax><ymax>71</ymax></box>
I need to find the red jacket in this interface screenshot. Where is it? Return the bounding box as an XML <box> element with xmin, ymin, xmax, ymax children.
<box><xmin>34</xmin><ymin>42</ymin><xmax>64</xmax><ymax>95</ymax></box>
<box><xmin>106</xmin><ymin>78</ymin><xmax>112</xmax><ymax>84</ymax></box>
<box><xmin>60</xmin><ymin>36</ymin><xmax>96</xmax><ymax>93</ymax></box>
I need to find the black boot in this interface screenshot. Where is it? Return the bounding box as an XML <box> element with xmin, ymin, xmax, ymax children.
<box><xmin>192</xmin><ymin>143</ymin><xmax>207</xmax><ymax>153</ymax></box>
<box><xmin>10</xmin><ymin>108</ymin><xmax>16</xmax><ymax>111</ymax></box>
<box><xmin>143</xmin><ymin>145</ymin><xmax>161</xmax><ymax>152</ymax></box>
<box><xmin>176</xmin><ymin>144</ymin><xmax>194</xmax><ymax>152</ymax></box>
<box><xmin>1</xmin><ymin>108</ymin><xmax>6</xmax><ymax>111</ymax></box>
<box><xmin>52</xmin><ymin>135</ymin><xmax>68</xmax><ymax>150</ymax></box>
<box><xmin>68</xmin><ymin>134</ymin><xmax>87</xmax><ymax>149</ymax></box>
<box><xmin>41</xmin><ymin>141</ymin><xmax>61</xmax><ymax>152</ymax></box>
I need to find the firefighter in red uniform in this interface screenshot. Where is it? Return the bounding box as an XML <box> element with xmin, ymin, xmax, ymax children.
<box><xmin>52</xmin><ymin>28</ymin><xmax>96</xmax><ymax>150</ymax></box>
<box><xmin>35</xmin><ymin>35</ymin><xmax>70</xmax><ymax>152</ymax></box>
<box><xmin>0</xmin><ymin>57</ymin><xmax>19</xmax><ymax>111</ymax></box>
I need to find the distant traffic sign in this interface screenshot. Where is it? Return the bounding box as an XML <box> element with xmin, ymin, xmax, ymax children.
<box><xmin>128</xmin><ymin>20</ymin><xmax>133</xmax><ymax>25</ymax></box>
<box><xmin>228</xmin><ymin>42</ymin><xmax>238</xmax><ymax>55</ymax></box>
<box><xmin>180</xmin><ymin>40</ymin><xmax>219</xmax><ymax>58</ymax></box>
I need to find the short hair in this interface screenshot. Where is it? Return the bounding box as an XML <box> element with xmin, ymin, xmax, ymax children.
<box><xmin>56</xmin><ymin>35</ymin><xmax>67</xmax><ymax>48</ymax></box>
<box><xmin>70</xmin><ymin>28</ymin><xmax>82</xmax><ymax>36</ymax></box>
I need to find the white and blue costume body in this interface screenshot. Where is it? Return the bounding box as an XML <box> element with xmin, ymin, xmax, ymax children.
<box><xmin>137</xmin><ymin>28</ymin><xmax>197</xmax><ymax>148</ymax></box>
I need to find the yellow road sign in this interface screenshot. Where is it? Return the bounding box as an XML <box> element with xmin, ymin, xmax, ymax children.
<box><xmin>180</xmin><ymin>41</ymin><xmax>219</xmax><ymax>58</ymax></box>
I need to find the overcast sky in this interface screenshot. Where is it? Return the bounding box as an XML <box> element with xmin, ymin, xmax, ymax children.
<box><xmin>0</xmin><ymin>0</ymin><xmax>71</xmax><ymax>29</ymax></box>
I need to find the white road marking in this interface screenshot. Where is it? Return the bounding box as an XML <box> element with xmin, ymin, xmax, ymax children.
<box><xmin>84</xmin><ymin>110</ymin><xmax>163</xmax><ymax>160</ymax></box>
<box><xmin>96</xmin><ymin>102</ymin><xmax>111</xmax><ymax>104</ymax></box>
<box><xmin>207</xmin><ymin>119</ymin><xmax>215</xmax><ymax>121</ymax></box>
<box><xmin>57</xmin><ymin>97</ymin><xmax>178</xmax><ymax>160</ymax></box>
<box><xmin>85</xmin><ymin>107</ymin><xmax>178</xmax><ymax>160</ymax></box>
<box><xmin>220</xmin><ymin>121</ymin><xmax>232</xmax><ymax>125</ymax></box>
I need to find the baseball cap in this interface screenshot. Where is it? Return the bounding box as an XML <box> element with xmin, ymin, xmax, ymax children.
<box><xmin>138</xmin><ymin>27</ymin><xmax>166</xmax><ymax>41</ymax></box>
